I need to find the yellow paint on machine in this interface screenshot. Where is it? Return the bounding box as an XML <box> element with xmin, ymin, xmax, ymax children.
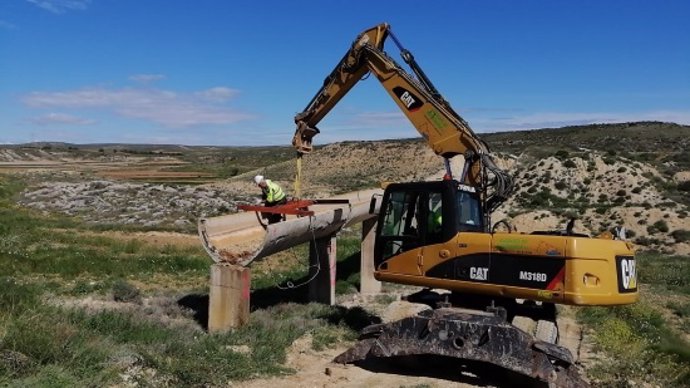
<box><xmin>375</xmin><ymin>231</ymin><xmax>638</xmax><ymax>306</ymax></box>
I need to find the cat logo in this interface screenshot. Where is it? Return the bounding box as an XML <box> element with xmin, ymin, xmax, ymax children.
<box><xmin>619</xmin><ymin>257</ymin><xmax>637</xmax><ymax>291</ymax></box>
<box><xmin>392</xmin><ymin>87</ymin><xmax>423</xmax><ymax>111</ymax></box>
<box><xmin>400</xmin><ymin>91</ymin><xmax>416</xmax><ymax>109</ymax></box>
<box><xmin>470</xmin><ymin>267</ymin><xmax>488</xmax><ymax>281</ymax></box>
<box><xmin>616</xmin><ymin>256</ymin><xmax>637</xmax><ymax>293</ymax></box>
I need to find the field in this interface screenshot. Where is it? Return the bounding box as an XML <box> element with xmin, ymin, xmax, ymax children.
<box><xmin>2</xmin><ymin>121</ymin><xmax>690</xmax><ymax>387</ymax></box>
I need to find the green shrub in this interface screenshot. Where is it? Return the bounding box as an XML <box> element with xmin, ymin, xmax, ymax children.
<box><xmin>653</xmin><ymin>220</ymin><xmax>670</xmax><ymax>233</ymax></box>
<box><xmin>112</xmin><ymin>280</ymin><xmax>141</xmax><ymax>303</ymax></box>
<box><xmin>678</xmin><ymin>181</ymin><xmax>690</xmax><ymax>192</ymax></box>
<box><xmin>636</xmin><ymin>236</ymin><xmax>651</xmax><ymax>246</ymax></box>
<box><xmin>671</xmin><ymin>230</ymin><xmax>690</xmax><ymax>243</ymax></box>
<box><xmin>563</xmin><ymin>159</ymin><xmax>577</xmax><ymax>168</ymax></box>
<box><xmin>555</xmin><ymin>150</ymin><xmax>570</xmax><ymax>160</ymax></box>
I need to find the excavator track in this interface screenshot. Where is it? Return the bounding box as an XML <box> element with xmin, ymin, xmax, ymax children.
<box><xmin>334</xmin><ymin>307</ymin><xmax>588</xmax><ymax>388</ymax></box>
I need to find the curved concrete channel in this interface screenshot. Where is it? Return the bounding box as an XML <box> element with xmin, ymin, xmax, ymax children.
<box><xmin>198</xmin><ymin>188</ymin><xmax>382</xmax><ymax>267</ymax></box>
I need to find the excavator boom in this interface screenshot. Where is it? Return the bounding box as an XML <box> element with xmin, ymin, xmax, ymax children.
<box><xmin>292</xmin><ymin>23</ymin><xmax>513</xmax><ymax>213</ymax></box>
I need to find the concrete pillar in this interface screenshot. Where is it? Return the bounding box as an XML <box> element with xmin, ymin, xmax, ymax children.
<box><xmin>208</xmin><ymin>264</ymin><xmax>251</xmax><ymax>333</ymax></box>
<box><xmin>308</xmin><ymin>235</ymin><xmax>337</xmax><ymax>305</ymax></box>
<box><xmin>360</xmin><ymin>218</ymin><xmax>382</xmax><ymax>295</ymax></box>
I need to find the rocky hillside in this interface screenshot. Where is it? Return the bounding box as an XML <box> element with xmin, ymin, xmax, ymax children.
<box><xmin>7</xmin><ymin>121</ymin><xmax>690</xmax><ymax>252</ymax></box>
<box><xmin>492</xmin><ymin>153</ymin><xmax>689</xmax><ymax>254</ymax></box>
<box><xmin>18</xmin><ymin>181</ymin><xmax>251</xmax><ymax>230</ymax></box>
<box><xmin>220</xmin><ymin>121</ymin><xmax>690</xmax><ymax>254</ymax></box>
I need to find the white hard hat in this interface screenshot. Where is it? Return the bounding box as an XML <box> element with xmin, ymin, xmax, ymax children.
<box><xmin>253</xmin><ymin>175</ymin><xmax>264</xmax><ymax>184</ymax></box>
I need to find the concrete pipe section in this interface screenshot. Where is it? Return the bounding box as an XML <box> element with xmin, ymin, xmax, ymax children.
<box><xmin>198</xmin><ymin>188</ymin><xmax>382</xmax><ymax>267</ymax></box>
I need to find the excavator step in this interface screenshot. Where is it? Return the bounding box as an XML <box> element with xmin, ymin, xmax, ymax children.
<box><xmin>334</xmin><ymin>308</ymin><xmax>588</xmax><ymax>388</ymax></box>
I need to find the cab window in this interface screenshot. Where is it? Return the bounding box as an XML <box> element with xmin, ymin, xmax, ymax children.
<box><xmin>457</xmin><ymin>190</ymin><xmax>482</xmax><ymax>232</ymax></box>
<box><xmin>380</xmin><ymin>191</ymin><xmax>423</xmax><ymax>259</ymax></box>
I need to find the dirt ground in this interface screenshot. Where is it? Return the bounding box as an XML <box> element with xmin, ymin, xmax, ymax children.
<box><xmin>79</xmin><ymin>227</ymin><xmax>592</xmax><ymax>388</ymax></box>
<box><xmin>238</xmin><ymin>335</ymin><xmax>478</xmax><ymax>388</ymax></box>
<box><xmin>237</xmin><ymin>303</ymin><xmax>588</xmax><ymax>388</ymax></box>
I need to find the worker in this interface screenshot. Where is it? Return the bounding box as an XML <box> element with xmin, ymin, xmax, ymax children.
<box><xmin>428</xmin><ymin>208</ymin><xmax>442</xmax><ymax>234</ymax></box>
<box><xmin>427</xmin><ymin>196</ymin><xmax>443</xmax><ymax>236</ymax></box>
<box><xmin>254</xmin><ymin>175</ymin><xmax>287</xmax><ymax>224</ymax></box>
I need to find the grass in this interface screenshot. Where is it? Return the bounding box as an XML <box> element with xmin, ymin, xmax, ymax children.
<box><xmin>576</xmin><ymin>252</ymin><xmax>690</xmax><ymax>387</ymax></box>
<box><xmin>637</xmin><ymin>253</ymin><xmax>690</xmax><ymax>295</ymax></box>
<box><xmin>0</xmin><ymin>275</ymin><xmax>374</xmax><ymax>386</ymax></box>
<box><xmin>0</xmin><ymin>174</ymin><xmax>378</xmax><ymax>386</ymax></box>
<box><xmin>0</xmin><ymin>177</ymin><xmax>206</xmax><ymax>283</ymax></box>
<box><xmin>0</xmin><ymin>283</ymin><xmax>364</xmax><ymax>386</ymax></box>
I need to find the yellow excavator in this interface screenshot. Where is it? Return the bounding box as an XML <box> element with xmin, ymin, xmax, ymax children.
<box><xmin>291</xmin><ymin>23</ymin><xmax>638</xmax><ymax>387</ymax></box>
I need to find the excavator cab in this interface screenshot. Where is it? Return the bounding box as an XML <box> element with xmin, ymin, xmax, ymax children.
<box><xmin>374</xmin><ymin>180</ymin><xmax>482</xmax><ymax>267</ymax></box>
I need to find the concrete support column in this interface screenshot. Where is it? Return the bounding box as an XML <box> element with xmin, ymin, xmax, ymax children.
<box><xmin>360</xmin><ymin>218</ymin><xmax>381</xmax><ymax>295</ymax></box>
<box><xmin>208</xmin><ymin>264</ymin><xmax>251</xmax><ymax>333</ymax></box>
<box><xmin>308</xmin><ymin>235</ymin><xmax>337</xmax><ymax>305</ymax></box>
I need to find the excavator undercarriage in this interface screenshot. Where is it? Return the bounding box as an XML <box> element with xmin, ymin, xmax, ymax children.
<box><xmin>335</xmin><ymin>306</ymin><xmax>587</xmax><ymax>387</ymax></box>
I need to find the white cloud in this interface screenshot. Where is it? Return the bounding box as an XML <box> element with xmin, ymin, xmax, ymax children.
<box><xmin>129</xmin><ymin>74</ymin><xmax>166</xmax><ymax>84</ymax></box>
<box><xmin>22</xmin><ymin>86</ymin><xmax>254</xmax><ymax>128</ymax></box>
<box><xmin>26</xmin><ymin>0</ymin><xmax>90</xmax><ymax>14</ymax></box>
<box><xmin>29</xmin><ymin>112</ymin><xmax>95</xmax><ymax>126</ymax></box>
<box><xmin>195</xmin><ymin>87</ymin><xmax>238</xmax><ymax>102</ymax></box>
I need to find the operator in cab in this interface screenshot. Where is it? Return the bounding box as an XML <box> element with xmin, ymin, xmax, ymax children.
<box><xmin>254</xmin><ymin>175</ymin><xmax>287</xmax><ymax>224</ymax></box>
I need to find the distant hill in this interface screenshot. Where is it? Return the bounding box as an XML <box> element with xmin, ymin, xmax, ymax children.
<box><xmin>482</xmin><ymin>121</ymin><xmax>690</xmax><ymax>155</ymax></box>
<box><xmin>7</xmin><ymin>120</ymin><xmax>688</xmax><ymax>154</ymax></box>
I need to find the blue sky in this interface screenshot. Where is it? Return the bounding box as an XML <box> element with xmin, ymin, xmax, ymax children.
<box><xmin>1</xmin><ymin>0</ymin><xmax>689</xmax><ymax>146</ymax></box>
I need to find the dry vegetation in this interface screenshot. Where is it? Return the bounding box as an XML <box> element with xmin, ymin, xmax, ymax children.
<box><xmin>1</xmin><ymin>121</ymin><xmax>690</xmax><ymax>387</ymax></box>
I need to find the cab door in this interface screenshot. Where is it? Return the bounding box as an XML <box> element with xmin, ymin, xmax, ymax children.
<box><xmin>375</xmin><ymin>189</ymin><xmax>426</xmax><ymax>275</ymax></box>
<box><xmin>452</xmin><ymin>189</ymin><xmax>493</xmax><ymax>284</ymax></box>
<box><xmin>423</xmin><ymin>184</ymin><xmax>492</xmax><ymax>286</ymax></box>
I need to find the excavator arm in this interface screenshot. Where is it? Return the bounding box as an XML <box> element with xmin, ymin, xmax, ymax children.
<box><xmin>292</xmin><ymin>23</ymin><xmax>513</xmax><ymax>212</ymax></box>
